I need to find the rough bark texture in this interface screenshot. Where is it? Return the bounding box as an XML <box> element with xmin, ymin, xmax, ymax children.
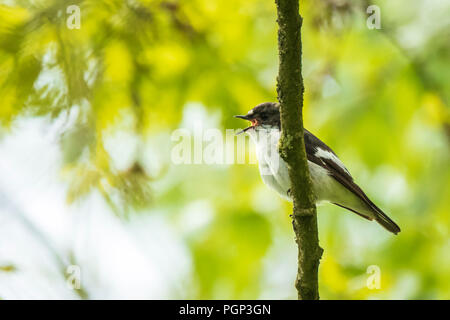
<box><xmin>275</xmin><ymin>0</ymin><xmax>323</xmax><ymax>300</ymax></box>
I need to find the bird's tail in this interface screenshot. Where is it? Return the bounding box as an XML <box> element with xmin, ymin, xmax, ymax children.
<box><xmin>370</xmin><ymin>204</ymin><xmax>401</xmax><ymax>235</ymax></box>
<box><xmin>333</xmin><ymin>201</ymin><xmax>401</xmax><ymax>235</ymax></box>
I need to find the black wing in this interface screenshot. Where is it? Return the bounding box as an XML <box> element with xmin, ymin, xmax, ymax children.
<box><xmin>303</xmin><ymin>129</ymin><xmax>401</xmax><ymax>234</ymax></box>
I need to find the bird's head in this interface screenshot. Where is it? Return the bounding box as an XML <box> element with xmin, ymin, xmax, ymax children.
<box><xmin>234</xmin><ymin>102</ymin><xmax>280</xmax><ymax>134</ymax></box>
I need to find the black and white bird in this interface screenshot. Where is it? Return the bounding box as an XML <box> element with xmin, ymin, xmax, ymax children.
<box><xmin>235</xmin><ymin>102</ymin><xmax>400</xmax><ymax>234</ymax></box>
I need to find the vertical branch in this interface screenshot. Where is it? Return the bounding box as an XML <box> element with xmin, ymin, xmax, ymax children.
<box><xmin>275</xmin><ymin>0</ymin><xmax>323</xmax><ymax>300</ymax></box>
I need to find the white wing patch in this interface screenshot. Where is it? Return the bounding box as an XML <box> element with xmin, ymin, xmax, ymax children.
<box><xmin>314</xmin><ymin>148</ymin><xmax>351</xmax><ymax>176</ymax></box>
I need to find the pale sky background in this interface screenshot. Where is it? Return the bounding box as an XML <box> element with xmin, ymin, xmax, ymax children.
<box><xmin>0</xmin><ymin>117</ymin><xmax>193</xmax><ymax>299</ymax></box>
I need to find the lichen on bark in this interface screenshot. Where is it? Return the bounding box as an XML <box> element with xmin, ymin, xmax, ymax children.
<box><xmin>275</xmin><ymin>0</ymin><xmax>323</xmax><ymax>300</ymax></box>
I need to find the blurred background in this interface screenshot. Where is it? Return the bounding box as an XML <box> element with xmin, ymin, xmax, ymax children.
<box><xmin>0</xmin><ymin>0</ymin><xmax>449</xmax><ymax>299</ymax></box>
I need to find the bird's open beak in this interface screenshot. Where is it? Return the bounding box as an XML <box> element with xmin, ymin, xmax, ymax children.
<box><xmin>234</xmin><ymin>115</ymin><xmax>250</xmax><ymax>120</ymax></box>
<box><xmin>234</xmin><ymin>114</ymin><xmax>256</xmax><ymax>135</ymax></box>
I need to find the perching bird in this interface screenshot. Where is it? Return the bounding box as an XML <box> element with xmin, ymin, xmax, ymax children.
<box><xmin>235</xmin><ymin>102</ymin><xmax>400</xmax><ymax>234</ymax></box>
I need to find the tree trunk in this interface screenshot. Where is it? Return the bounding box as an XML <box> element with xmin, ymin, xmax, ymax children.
<box><xmin>274</xmin><ymin>0</ymin><xmax>323</xmax><ymax>300</ymax></box>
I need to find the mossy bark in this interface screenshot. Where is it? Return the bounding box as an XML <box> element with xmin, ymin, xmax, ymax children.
<box><xmin>275</xmin><ymin>0</ymin><xmax>323</xmax><ymax>300</ymax></box>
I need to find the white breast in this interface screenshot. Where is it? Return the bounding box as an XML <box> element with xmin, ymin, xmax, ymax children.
<box><xmin>248</xmin><ymin>127</ymin><xmax>337</xmax><ymax>203</ymax></box>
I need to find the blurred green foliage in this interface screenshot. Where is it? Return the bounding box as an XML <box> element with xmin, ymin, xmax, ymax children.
<box><xmin>0</xmin><ymin>0</ymin><xmax>449</xmax><ymax>299</ymax></box>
